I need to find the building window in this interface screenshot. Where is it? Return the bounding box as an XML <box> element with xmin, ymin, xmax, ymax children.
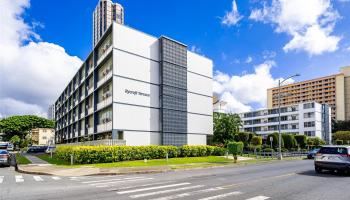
<box><xmin>304</xmin><ymin>131</ymin><xmax>315</xmax><ymax>136</ymax></box>
<box><xmin>117</xmin><ymin>131</ymin><xmax>124</xmax><ymax>140</ymax></box>
<box><xmin>303</xmin><ymin>112</ymin><xmax>315</xmax><ymax>119</ymax></box>
<box><xmin>304</xmin><ymin>121</ymin><xmax>315</xmax><ymax>127</ymax></box>
<box><xmin>303</xmin><ymin>102</ymin><xmax>315</xmax><ymax>109</ymax></box>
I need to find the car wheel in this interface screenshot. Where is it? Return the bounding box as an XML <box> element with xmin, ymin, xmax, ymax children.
<box><xmin>315</xmin><ymin>166</ymin><xmax>323</xmax><ymax>173</ymax></box>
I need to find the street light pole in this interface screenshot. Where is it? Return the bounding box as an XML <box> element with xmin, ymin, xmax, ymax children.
<box><xmin>277</xmin><ymin>74</ymin><xmax>300</xmax><ymax>160</ymax></box>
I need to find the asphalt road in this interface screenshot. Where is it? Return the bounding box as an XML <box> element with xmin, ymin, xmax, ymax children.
<box><xmin>1</xmin><ymin>159</ymin><xmax>350</xmax><ymax>200</ymax></box>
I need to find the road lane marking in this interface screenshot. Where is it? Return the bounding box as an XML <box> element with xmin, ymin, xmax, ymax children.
<box><xmin>117</xmin><ymin>182</ymin><xmax>191</xmax><ymax>194</ymax></box>
<box><xmin>197</xmin><ymin>191</ymin><xmax>242</xmax><ymax>200</ymax></box>
<box><xmin>15</xmin><ymin>175</ymin><xmax>24</xmax><ymax>183</ymax></box>
<box><xmin>107</xmin><ymin>181</ymin><xmax>175</xmax><ymax>191</ymax></box>
<box><xmin>33</xmin><ymin>176</ymin><xmax>43</xmax><ymax>181</ymax></box>
<box><xmin>94</xmin><ymin>178</ymin><xmax>154</xmax><ymax>187</ymax></box>
<box><xmin>246</xmin><ymin>196</ymin><xmax>270</xmax><ymax>200</ymax></box>
<box><xmin>0</xmin><ymin>176</ymin><xmax>3</xmax><ymax>184</ymax></box>
<box><xmin>130</xmin><ymin>185</ymin><xmax>204</xmax><ymax>199</ymax></box>
<box><xmin>52</xmin><ymin>176</ymin><xmax>61</xmax><ymax>180</ymax></box>
<box><xmin>83</xmin><ymin>177</ymin><xmax>145</xmax><ymax>184</ymax></box>
<box><xmin>150</xmin><ymin>187</ymin><xmax>226</xmax><ymax>200</ymax></box>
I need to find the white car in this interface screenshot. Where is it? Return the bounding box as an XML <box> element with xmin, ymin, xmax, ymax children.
<box><xmin>7</xmin><ymin>144</ymin><xmax>14</xmax><ymax>151</ymax></box>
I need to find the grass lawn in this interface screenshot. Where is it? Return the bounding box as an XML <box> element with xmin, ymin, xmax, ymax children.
<box><xmin>16</xmin><ymin>154</ymin><xmax>31</xmax><ymax>165</ymax></box>
<box><xmin>37</xmin><ymin>154</ymin><xmax>71</xmax><ymax>165</ymax></box>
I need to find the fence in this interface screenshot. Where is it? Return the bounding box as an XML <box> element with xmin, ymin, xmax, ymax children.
<box><xmin>243</xmin><ymin>150</ymin><xmax>308</xmax><ymax>158</ymax></box>
<box><xmin>56</xmin><ymin>139</ymin><xmax>126</xmax><ymax>146</ymax></box>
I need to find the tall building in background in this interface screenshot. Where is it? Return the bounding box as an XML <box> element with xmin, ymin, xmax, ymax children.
<box><xmin>93</xmin><ymin>0</ymin><xmax>124</xmax><ymax>47</ymax></box>
<box><xmin>267</xmin><ymin>66</ymin><xmax>350</xmax><ymax>121</ymax></box>
<box><xmin>47</xmin><ymin>104</ymin><xmax>55</xmax><ymax>120</ymax></box>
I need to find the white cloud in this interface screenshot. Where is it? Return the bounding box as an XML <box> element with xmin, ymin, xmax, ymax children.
<box><xmin>245</xmin><ymin>56</ymin><xmax>253</xmax><ymax>63</ymax></box>
<box><xmin>0</xmin><ymin>0</ymin><xmax>83</xmax><ymax>118</ymax></box>
<box><xmin>213</xmin><ymin>61</ymin><xmax>290</xmax><ymax>113</ymax></box>
<box><xmin>249</xmin><ymin>0</ymin><xmax>341</xmax><ymax>55</ymax></box>
<box><xmin>221</xmin><ymin>0</ymin><xmax>243</xmax><ymax>26</ymax></box>
<box><xmin>190</xmin><ymin>45</ymin><xmax>202</xmax><ymax>54</ymax></box>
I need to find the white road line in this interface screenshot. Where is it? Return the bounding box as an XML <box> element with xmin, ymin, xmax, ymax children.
<box><xmin>0</xmin><ymin>176</ymin><xmax>4</xmax><ymax>184</ymax></box>
<box><xmin>107</xmin><ymin>181</ymin><xmax>174</xmax><ymax>191</ymax></box>
<box><xmin>52</xmin><ymin>176</ymin><xmax>61</xmax><ymax>180</ymax></box>
<box><xmin>130</xmin><ymin>185</ymin><xmax>205</xmax><ymax>199</ymax></box>
<box><xmin>83</xmin><ymin>177</ymin><xmax>145</xmax><ymax>184</ymax></box>
<box><xmin>15</xmin><ymin>175</ymin><xmax>24</xmax><ymax>183</ymax></box>
<box><xmin>33</xmin><ymin>176</ymin><xmax>43</xmax><ymax>182</ymax></box>
<box><xmin>117</xmin><ymin>182</ymin><xmax>191</xmax><ymax>195</ymax></box>
<box><xmin>150</xmin><ymin>187</ymin><xmax>226</xmax><ymax>200</ymax></box>
<box><xmin>197</xmin><ymin>191</ymin><xmax>242</xmax><ymax>200</ymax></box>
<box><xmin>246</xmin><ymin>196</ymin><xmax>270</xmax><ymax>200</ymax></box>
<box><xmin>95</xmin><ymin>178</ymin><xmax>154</xmax><ymax>188</ymax></box>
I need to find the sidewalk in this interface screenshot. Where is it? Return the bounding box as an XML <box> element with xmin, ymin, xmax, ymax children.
<box><xmin>17</xmin><ymin>165</ymin><xmax>171</xmax><ymax>176</ymax></box>
<box><xmin>23</xmin><ymin>153</ymin><xmax>50</xmax><ymax>164</ymax></box>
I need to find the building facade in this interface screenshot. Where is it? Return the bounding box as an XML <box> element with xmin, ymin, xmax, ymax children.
<box><xmin>31</xmin><ymin>128</ymin><xmax>55</xmax><ymax>146</ymax></box>
<box><xmin>47</xmin><ymin>104</ymin><xmax>55</xmax><ymax>120</ymax></box>
<box><xmin>54</xmin><ymin>23</ymin><xmax>213</xmax><ymax>146</ymax></box>
<box><xmin>267</xmin><ymin>66</ymin><xmax>350</xmax><ymax>121</ymax></box>
<box><xmin>239</xmin><ymin>102</ymin><xmax>332</xmax><ymax>144</ymax></box>
<box><xmin>93</xmin><ymin>0</ymin><xmax>124</xmax><ymax>47</ymax></box>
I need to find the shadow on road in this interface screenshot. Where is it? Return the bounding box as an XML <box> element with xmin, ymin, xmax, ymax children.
<box><xmin>297</xmin><ymin>170</ymin><xmax>350</xmax><ymax>178</ymax></box>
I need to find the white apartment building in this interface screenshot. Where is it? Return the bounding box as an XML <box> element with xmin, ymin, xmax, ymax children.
<box><xmin>93</xmin><ymin>0</ymin><xmax>124</xmax><ymax>46</ymax></box>
<box><xmin>239</xmin><ymin>102</ymin><xmax>332</xmax><ymax>143</ymax></box>
<box><xmin>54</xmin><ymin>22</ymin><xmax>213</xmax><ymax>146</ymax></box>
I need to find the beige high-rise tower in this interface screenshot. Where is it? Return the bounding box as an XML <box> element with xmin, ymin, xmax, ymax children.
<box><xmin>267</xmin><ymin>66</ymin><xmax>350</xmax><ymax>121</ymax></box>
<box><xmin>93</xmin><ymin>0</ymin><xmax>124</xmax><ymax>46</ymax></box>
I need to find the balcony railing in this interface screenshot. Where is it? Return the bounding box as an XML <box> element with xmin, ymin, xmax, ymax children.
<box><xmin>97</xmin><ymin>45</ymin><xmax>112</xmax><ymax>66</ymax></box>
<box><xmin>87</xmin><ymin>127</ymin><xmax>94</xmax><ymax>135</ymax></box>
<box><xmin>97</xmin><ymin>121</ymin><xmax>112</xmax><ymax>133</ymax></box>
<box><xmin>87</xmin><ymin>87</ymin><xmax>93</xmax><ymax>95</ymax></box>
<box><xmin>96</xmin><ymin>96</ymin><xmax>112</xmax><ymax>110</ymax></box>
<box><xmin>97</xmin><ymin>71</ymin><xmax>112</xmax><ymax>88</ymax></box>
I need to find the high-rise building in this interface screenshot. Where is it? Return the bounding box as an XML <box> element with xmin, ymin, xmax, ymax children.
<box><xmin>93</xmin><ymin>0</ymin><xmax>124</xmax><ymax>47</ymax></box>
<box><xmin>47</xmin><ymin>104</ymin><xmax>55</xmax><ymax>120</ymax></box>
<box><xmin>267</xmin><ymin>66</ymin><xmax>350</xmax><ymax>121</ymax></box>
<box><xmin>239</xmin><ymin>102</ymin><xmax>332</xmax><ymax>144</ymax></box>
<box><xmin>54</xmin><ymin>22</ymin><xmax>213</xmax><ymax>146</ymax></box>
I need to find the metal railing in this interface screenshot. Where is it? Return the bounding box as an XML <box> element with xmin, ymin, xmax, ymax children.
<box><xmin>243</xmin><ymin>151</ymin><xmax>308</xmax><ymax>158</ymax></box>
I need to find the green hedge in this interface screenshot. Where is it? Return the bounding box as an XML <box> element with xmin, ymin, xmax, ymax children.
<box><xmin>55</xmin><ymin>145</ymin><xmax>226</xmax><ymax>164</ymax></box>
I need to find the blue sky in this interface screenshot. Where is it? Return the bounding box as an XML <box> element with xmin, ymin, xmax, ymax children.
<box><xmin>1</xmin><ymin>0</ymin><xmax>350</xmax><ymax>116</ymax></box>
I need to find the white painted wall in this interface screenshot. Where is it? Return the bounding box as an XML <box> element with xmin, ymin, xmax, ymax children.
<box><xmin>187</xmin><ymin>93</ymin><xmax>212</xmax><ymax>115</ymax></box>
<box><xmin>113</xmin><ymin>50</ymin><xmax>159</xmax><ymax>84</ymax></box>
<box><xmin>187</xmin><ymin>134</ymin><xmax>207</xmax><ymax>145</ymax></box>
<box><xmin>188</xmin><ymin>113</ymin><xmax>213</xmax><ymax>135</ymax></box>
<box><xmin>187</xmin><ymin>51</ymin><xmax>212</xmax><ymax>78</ymax></box>
<box><xmin>113</xmin><ymin>103</ymin><xmax>160</xmax><ymax>132</ymax></box>
<box><xmin>187</xmin><ymin>72</ymin><xmax>212</xmax><ymax>97</ymax></box>
<box><xmin>113</xmin><ymin>76</ymin><xmax>159</xmax><ymax>108</ymax></box>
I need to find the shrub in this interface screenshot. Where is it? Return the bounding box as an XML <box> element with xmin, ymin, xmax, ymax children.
<box><xmin>335</xmin><ymin>140</ymin><xmax>343</xmax><ymax>145</ymax></box>
<box><xmin>227</xmin><ymin>141</ymin><xmax>244</xmax><ymax>163</ymax></box>
<box><xmin>262</xmin><ymin>148</ymin><xmax>274</xmax><ymax>152</ymax></box>
<box><xmin>295</xmin><ymin>135</ymin><xmax>307</xmax><ymax>148</ymax></box>
<box><xmin>282</xmin><ymin>134</ymin><xmax>297</xmax><ymax>150</ymax></box>
<box><xmin>55</xmin><ymin>145</ymin><xmax>225</xmax><ymax>164</ymax></box>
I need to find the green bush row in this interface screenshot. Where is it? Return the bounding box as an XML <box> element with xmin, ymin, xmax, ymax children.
<box><xmin>55</xmin><ymin>145</ymin><xmax>226</xmax><ymax>164</ymax></box>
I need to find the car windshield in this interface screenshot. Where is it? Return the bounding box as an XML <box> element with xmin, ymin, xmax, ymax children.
<box><xmin>311</xmin><ymin>149</ymin><xmax>319</xmax><ymax>153</ymax></box>
<box><xmin>0</xmin><ymin>150</ymin><xmax>8</xmax><ymax>154</ymax></box>
<box><xmin>319</xmin><ymin>147</ymin><xmax>348</xmax><ymax>154</ymax></box>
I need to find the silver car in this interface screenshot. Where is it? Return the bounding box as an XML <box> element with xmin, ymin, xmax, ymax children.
<box><xmin>0</xmin><ymin>150</ymin><xmax>10</xmax><ymax>167</ymax></box>
<box><xmin>314</xmin><ymin>145</ymin><xmax>350</xmax><ymax>173</ymax></box>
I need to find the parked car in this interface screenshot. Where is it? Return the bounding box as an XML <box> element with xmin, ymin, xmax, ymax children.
<box><xmin>307</xmin><ymin>148</ymin><xmax>320</xmax><ymax>159</ymax></box>
<box><xmin>0</xmin><ymin>150</ymin><xmax>10</xmax><ymax>167</ymax></box>
<box><xmin>27</xmin><ymin>146</ymin><xmax>48</xmax><ymax>153</ymax></box>
<box><xmin>7</xmin><ymin>144</ymin><xmax>14</xmax><ymax>151</ymax></box>
<box><xmin>314</xmin><ymin>145</ymin><xmax>350</xmax><ymax>174</ymax></box>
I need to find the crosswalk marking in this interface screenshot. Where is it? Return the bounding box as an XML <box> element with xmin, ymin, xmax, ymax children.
<box><xmin>197</xmin><ymin>191</ymin><xmax>242</xmax><ymax>200</ymax></box>
<box><xmin>108</xmin><ymin>181</ymin><xmax>175</xmax><ymax>192</ymax></box>
<box><xmin>95</xmin><ymin>178</ymin><xmax>154</xmax><ymax>188</ymax></box>
<box><xmin>117</xmin><ymin>182</ymin><xmax>191</xmax><ymax>195</ymax></box>
<box><xmin>33</xmin><ymin>176</ymin><xmax>43</xmax><ymax>182</ymax></box>
<box><xmin>15</xmin><ymin>175</ymin><xmax>24</xmax><ymax>183</ymax></box>
<box><xmin>150</xmin><ymin>187</ymin><xmax>226</xmax><ymax>200</ymax></box>
<box><xmin>130</xmin><ymin>185</ymin><xmax>205</xmax><ymax>199</ymax></box>
<box><xmin>52</xmin><ymin>176</ymin><xmax>61</xmax><ymax>180</ymax></box>
<box><xmin>0</xmin><ymin>176</ymin><xmax>4</xmax><ymax>184</ymax></box>
<box><xmin>246</xmin><ymin>196</ymin><xmax>270</xmax><ymax>200</ymax></box>
<box><xmin>82</xmin><ymin>177</ymin><xmax>144</xmax><ymax>184</ymax></box>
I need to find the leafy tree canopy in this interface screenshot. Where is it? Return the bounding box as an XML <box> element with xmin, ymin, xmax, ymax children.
<box><xmin>0</xmin><ymin>115</ymin><xmax>54</xmax><ymax>140</ymax></box>
<box><xmin>332</xmin><ymin>120</ymin><xmax>350</xmax><ymax>133</ymax></box>
<box><xmin>213</xmin><ymin>112</ymin><xmax>241</xmax><ymax>145</ymax></box>
<box><xmin>333</xmin><ymin>131</ymin><xmax>350</xmax><ymax>142</ymax></box>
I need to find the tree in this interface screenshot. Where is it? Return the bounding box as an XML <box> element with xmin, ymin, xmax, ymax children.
<box><xmin>332</xmin><ymin>120</ymin><xmax>350</xmax><ymax>133</ymax></box>
<box><xmin>282</xmin><ymin>134</ymin><xmax>297</xmax><ymax>150</ymax></box>
<box><xmin>227</xmin><ymin>141</ymin><xmax>244</xmax><ymax>163</ymax></box>
<box><xmin>10</xmin><ymin>135</ymin><xmax>21</xmax><ymax>147</ymax></box>
<box><xmin>307</xmin><ymin>137</ymin><xmax>326</xmax><ymax>149</ymax></box>
<box><xmin>333</xmin><ymin>131</ymin><xmax>350</xmax><ymax>143</ymax></box>
<box><xmin>234</xmin><ymin>132</ymin><xmax>250</xmax><ymax>147</ymax></box>
<box><xmin>295</xmin><ymin>135</ymin><xmax>307</xmax><ymax>149</ymax></box>
<box><xmin>0</xmin><ymin>115</ymin><xmax>54</xmax><ymax>141</ymax></box>
<box><xmin>250</xmin><ymin>136</ymin><xmax>262</xmax><ymax>154</ymax></box>
<box><xmin>213</xmin><ymin>113</ymin><xmax>241</xmax><ymax>145</ymax></box>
